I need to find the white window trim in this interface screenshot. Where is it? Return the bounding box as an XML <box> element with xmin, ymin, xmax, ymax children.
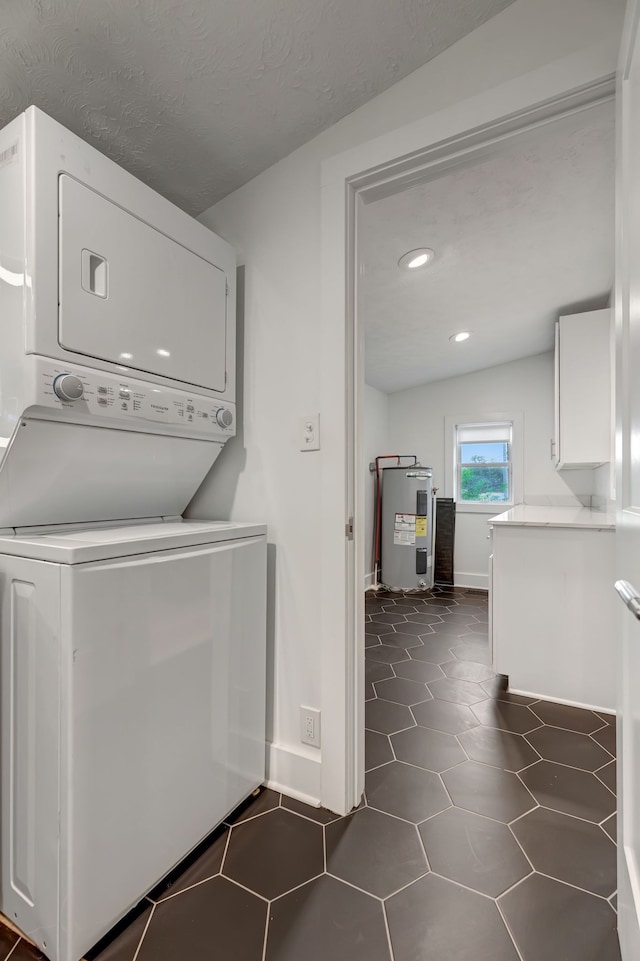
<box><xmin>444</xmin><ymin>412</ymin><xmax>524</xmax><ymax>514</ymax></box>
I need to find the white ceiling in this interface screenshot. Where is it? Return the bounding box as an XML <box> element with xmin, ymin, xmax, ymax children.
<box><xmin>360</xmin><ymin>101</ymin><xmax>615</xmax><ymax>393</ymax></box>
<box><xmin>0</xmin><ymin>0</ymin><xmax>514</xmax><ymax>215</ymax></box>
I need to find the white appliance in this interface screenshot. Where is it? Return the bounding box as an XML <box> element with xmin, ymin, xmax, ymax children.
<box><xmin>0</xmin><ymin>107</ymin><xmax>267</xmax><ymax>961</ymax></box>
<box><xmin>0</xmin><ymin>520</ymin><xmax>266</xmax><ymax>961</ymax></box>
<box><xmin>0</xmin><ymin>106</ymin><xmax>237</xmax><ymax>529</ymax></box>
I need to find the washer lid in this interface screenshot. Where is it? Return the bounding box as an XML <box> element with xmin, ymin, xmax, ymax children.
<box><xmin>0</xmin><ymin>419</ymin><xmax>223</xmax><ymax>530</ymax></box>
<box><xmin>0</xmin><ymin>520</ymin><xmax>267</xmax><ymax>564</ymax></box>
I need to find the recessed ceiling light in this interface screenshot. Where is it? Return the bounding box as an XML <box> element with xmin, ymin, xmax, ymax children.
<box><xmin>398</xmin><ymin>248</ymin><xmax>435</xmax><ymax>270</ymax></box>
<box><xmin>449</xmin><ymin>331</ymin><xmax>471</xmax><ymax>342</ymax></box>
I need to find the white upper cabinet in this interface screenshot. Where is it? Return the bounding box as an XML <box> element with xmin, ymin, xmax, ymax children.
<box><xmin>553</xmin><ymin>308</ymin><xmax>612</xmax><ymax>469</ymax></box>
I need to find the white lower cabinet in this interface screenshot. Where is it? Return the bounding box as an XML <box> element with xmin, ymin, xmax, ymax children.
<box><xmin>490</xmin><ymin>523</ymin><xmax>616</xmax><ymax>711</ymax></box>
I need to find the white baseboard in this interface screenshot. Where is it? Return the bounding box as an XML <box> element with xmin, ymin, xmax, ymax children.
<box><xmin>453</xmin><ymin>571</ymin><xmax>489</xmax><ymax>591</ymax></box>
<box><xmin>264</xmin><ymin>740</ymin><xmax>322</xmax><ymax>807</ymax></box>
<box><xmin>364</xmin><ymin>571</ymin><xmax>376</xmax><ymax>589</ymax></box>
<box><xmin>508</xmin><ymin>687</ymin><xmax>616</xmax><ymax>716</ymax></box>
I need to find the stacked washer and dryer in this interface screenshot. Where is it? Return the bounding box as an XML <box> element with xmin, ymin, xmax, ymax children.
<box><xmin>0</xmin><ymin>108</ymin><xmax>266</xmax><ymax>961</ymax></box>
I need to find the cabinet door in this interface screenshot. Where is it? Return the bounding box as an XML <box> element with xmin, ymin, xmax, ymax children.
<box><xmin>555</xmin><ymin>310</ymin><xmax>611</xmax><ymax>468</ymax></box>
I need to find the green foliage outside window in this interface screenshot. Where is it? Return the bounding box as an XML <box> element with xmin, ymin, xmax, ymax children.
<box><xmin>459</xmin><ymin>454</ymin><xmax>509</xmax><ymax>502</ymax></box>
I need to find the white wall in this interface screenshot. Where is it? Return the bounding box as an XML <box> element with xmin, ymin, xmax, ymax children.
<box><xmin>188</xmin><ymin>0</ymin><xmax>624</xmax><ymax>804</ymax></box>
<box><xmin>363</xmin><ymin>386</ymin><xmax>389</xmax><ymax>587</ymax></box>
<box><xmin>387</xmin><ymin>352</ymin><xmax>601</xmax><ymax>587</ymax></box>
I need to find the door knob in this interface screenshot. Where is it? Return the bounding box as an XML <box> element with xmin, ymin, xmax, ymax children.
<box><xmin>614</xmin><ymin>579</ymin><xmax>640</xmax><ymax>620</ymax></box>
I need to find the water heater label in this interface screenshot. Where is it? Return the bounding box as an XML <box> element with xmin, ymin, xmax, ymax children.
<box><xmin>394</xmin><ymin>513</ymin><xmax>415</xmax><ymax>531</ymax></box>
<box><xmin>416</xmin><ymin>517</ymin><xmax>427</xmax><ymax>537</ymax></box>
<box><xmin>394</xmin><ymin>530</ymin><xmax>415</xmax><ymax>546</ymax></box>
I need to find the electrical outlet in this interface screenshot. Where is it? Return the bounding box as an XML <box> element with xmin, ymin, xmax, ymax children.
<box><xmin>300</xmin><ymin>706</ymin><xmax>321</xmax><ymax>747</ymax></box>
<box><xmin>300</xmin><ymin>414</ymin><xmax>320</xmax><ymax>451</ymax></box>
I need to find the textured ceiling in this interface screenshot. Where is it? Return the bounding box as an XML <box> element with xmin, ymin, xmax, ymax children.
<box><xmin>0</xmin><ymin>0</ymin><xmax>514</xmax><ymax>214</ymax></box>
<box><xmin>360</xmin><ymin>101</ymin><xmax>615</xmax><ymax>393</ymax></box>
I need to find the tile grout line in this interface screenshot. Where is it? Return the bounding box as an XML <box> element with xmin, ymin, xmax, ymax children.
<box><xmin>322</xmin><ymin>822</ymin><xmax>327</xmax><ymax>874</ymax></box>
<box><xmin>268</xmin><ymin>872</ymin><xmax>326</xmax><ymax>905</ymax></box>
<box><xmin>324</xmin><ymin>871</ymin><xmax>388</xmax><ymax>902</ymax></box>
<box><xmin>381</xmin><ymin>901</ymin><xmax>397</xmax><ymax>961</ymax></box>
<box><xmin>131</xmin><ymin>903</ymin><xmax>156</xmax><ymax>961</ymax></box>
<box><xmin>531</xmin><ymin>869</ymin><xmax>617</xmax><ymax>902</ymax></box>
<box><xmin>279</xmin><ymin>805</ymin><xmax>340</xmax><ymax>828</ymax></box>
<box><xmin>413</xmin><ymin>822</ymin><xmax>431</xmax><ymax>872</ymax></box>
<box><xmin>219</xmin><ymin>874</ymin><xmax>271</xmax><ymax>904</ymax></box>
<box><xmin>427</xmin><ymin>869</ymin><xmax>511</xmax><ymax>902</ymax></box>
<box><xmin>4</xmin><ymin>940</ymin><xmax>20</xmax><ymax>961</ymax></box>
<box><xmin>365</xmin><ymin>801</ymin><xmax>451</xmax><ymax>829</ymax></box>
<box><xmin>382</xmin><ymin>866</ymin><xmax>431</xmax><ymax>902</ymax></box>
<box><xmin>495</xmin><ymin>896</ymin><xmax>527</xmax><ymax>961</ymax></box>
<box><xmin>224</xmin><ymin>805</ymin><xmax>280</xmax><ymax>829</ymax></box>
<box><xmin>525</xmin><ymin>801</ymin><xmax>617</xmax><ymax>830</ymax></box>
<box><xmin>594</xmin><ymin>757</ymin><xmax>616</xmax><ymax>773</ymax></box>
<box><xmin>517</xmin><ymin>755</ymin><xmax>617</xmax><ymax>779</ymax></box>
<box><xmin>505</xmin><ymin>820</ymin><xmax>538</xmax><ymax>875</ymax></box>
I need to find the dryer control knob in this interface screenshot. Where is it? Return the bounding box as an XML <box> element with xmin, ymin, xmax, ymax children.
<box><xmin>216</xmin><ymin>408</ymin><xmax>233</xmax><ymax>429</ymax></box>
<box><xmin>53</xmin><ymin>373</ymin><xmax>84</xmax><ymax>402</ymax></box>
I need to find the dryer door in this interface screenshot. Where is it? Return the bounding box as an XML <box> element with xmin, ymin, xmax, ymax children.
<box><xmin>58</xmin><ymin>175</ymin><xmax>227</xmax><ymax>392</ymax></box>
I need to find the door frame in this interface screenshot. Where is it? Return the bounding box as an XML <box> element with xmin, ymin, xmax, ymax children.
<box><xmin>614</xmin><ymin>1</ymin><xmax>640</xmax><ymax>956</ymax></box>
<box><xmin>319</xmin><ymin>70</ymin><xmax>615</xmax><ymax>815</ymax></box>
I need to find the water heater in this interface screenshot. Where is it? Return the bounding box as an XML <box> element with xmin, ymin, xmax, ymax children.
<box><xmin>381</xmin><ymin>466</ymin><xmax>435</xmax><ymax>590</ymax></box>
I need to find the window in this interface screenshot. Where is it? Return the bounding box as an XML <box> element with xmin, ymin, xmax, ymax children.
<box><xmin>455</xmin><ymin>422</ymin><xmax>513</xmax><ymax>504</ymax></box>
<box><xmin>444</xmin><ymin>411</ymin><xmax>522</xmax><ymax>514</ymax></box>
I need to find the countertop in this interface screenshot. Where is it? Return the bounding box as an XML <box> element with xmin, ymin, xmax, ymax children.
<box><xmin>488</xmin><ymin>505</ymin><xmax>616</xmax><ymax>530</ymax></box>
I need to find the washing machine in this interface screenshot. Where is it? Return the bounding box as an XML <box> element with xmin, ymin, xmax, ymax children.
<box><xmin>0</xmin><ymin>519</ymin><xmax>266</xmax><ymax>961</ymax></box>
<box><xmin>0</xmin><ymin>107</ymin><xmax>267</xmax><ymax>961</ymax></box>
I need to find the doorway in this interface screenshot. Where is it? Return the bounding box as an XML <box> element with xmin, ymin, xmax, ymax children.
<box><xmin>318</xmin><ymin>72</ymin><xmax>617</xmax><ymax>817</ymax></box>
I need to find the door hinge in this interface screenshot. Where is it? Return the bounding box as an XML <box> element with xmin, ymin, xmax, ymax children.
<box><xmin>345</xmin><ymin>517</ymin><xmax>354</xmax><ymax>540</ymax></box>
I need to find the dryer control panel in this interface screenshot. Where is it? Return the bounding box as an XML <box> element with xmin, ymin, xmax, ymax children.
<box><xmin>32</xmin><ymin>358</ymin><xmax>235</xmax><ymax>441</ymax></box>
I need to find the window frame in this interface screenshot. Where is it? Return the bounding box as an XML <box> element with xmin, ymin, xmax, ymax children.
<box><xmin>444</xmin><ymin>412</ymin><xmax>523</xmax><ymax>514</ymax></box>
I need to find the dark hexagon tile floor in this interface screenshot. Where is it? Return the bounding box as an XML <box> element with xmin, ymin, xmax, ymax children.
<box><xmin>325</xmin><ymin>806</ymin><xmax>428</xmax><ymax>897</ymax></box>
<box><xmin>365</xmin><ymin>759</ymin><xmax>451</xmax><ymax>822</ymax></box>
<box><xmin>499</xmin><ymin>873</ymin><xmax>620</xmax><ymax>961</ymax></box>
<box><xmin>391</xmin><ymin>724</ymin><xmax>466</xmax><ymax>772</ymax></box>
<box><xmin>525</xmin><ymin>725</ymin><xmax>613</xmax><ymax>771</ymax></box>
<box><xmin>510</xmin><ymin>806</ymin><xmax>617</xmax><ymax>897</ymax></box>
<box><xmin>458</xmin><ymin>724</ymin><xmax>540</xmax><ymax>772</ymax></box>
<box><xmin>419</xmin><ymin>806</ymin><xmax>531</xmax><ymax>897</ymax></box>
<box><xmin>266</xmin><ymin>875</ymin><xmax>390</xmax><ymax>961</ymax></box>
<box><xmin>3</xmin><ymin>588</ymin><xmax>621</xmax><ymax>961</ymax></box>
<box><xmin>386</xmin><ymin>873</ymin><xmax>520</xmax><ymax>961</ymax></box>
<box><xmin>223</xmin><ymin>807</ymin><xmax>324</xmax><ymax>899</ymax></box>
<box><xmin>519</xmin><ymin>759</ymin><xmax>617</xmax><ymax>823</ymax></box>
